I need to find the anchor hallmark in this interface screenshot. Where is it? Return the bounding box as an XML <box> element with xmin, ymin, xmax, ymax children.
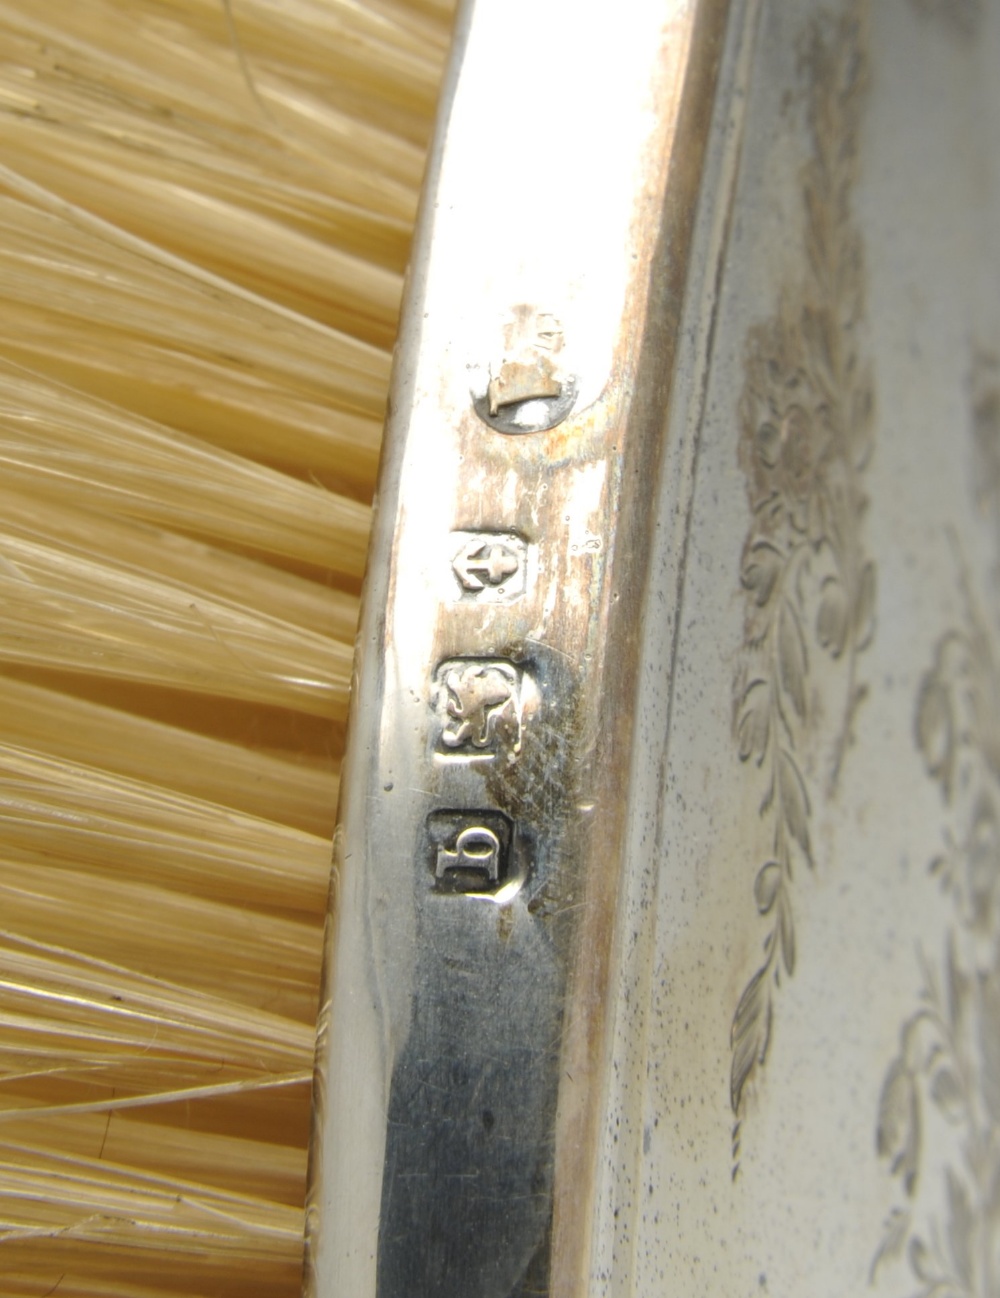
<box><xmin>449</xmin><ymin>532</ymin><xmax>528</xmax><ymax>603</ymax></box>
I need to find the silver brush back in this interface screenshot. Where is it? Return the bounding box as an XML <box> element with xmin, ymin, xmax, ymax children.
<box><xmin>306</xmin><ymin>0</ymin><xmax>1000</xmax><ymax>1294</ymax></box>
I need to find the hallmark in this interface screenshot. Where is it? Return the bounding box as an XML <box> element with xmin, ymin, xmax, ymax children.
<box><xmin>432</xmin><ymin>659</ymin><xmax>537</xmax><ymax>761</ymax></box>
<box><xmin>425</xmin><ymin>810</ymin><xmax>513</xmax><ymax>895</ymax></box>
<box><xmin>450</xmin><ymin>532</ymin><xmax>528</xmax><ymax>603</ymax></box>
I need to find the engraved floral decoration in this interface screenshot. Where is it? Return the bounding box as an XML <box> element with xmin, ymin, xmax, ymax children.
<box><xmin>873</xmin><ymin>595</ymin><xmax>1000</xmax><ymax>1297</ymax></box>
<box><xmin>730</xmin><ymin>0</ymin><xmax>876</xmax><ymax>1155</ymax></box>
<box><xmin>971</xmin><ymin>355</ymin><xmax>1000</xmax><ymax>562</ymax></box>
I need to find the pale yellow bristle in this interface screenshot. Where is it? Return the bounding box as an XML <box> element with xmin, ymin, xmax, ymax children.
<box><xmin>0</xmin><ymin>0</ymin><xmax>453</xmax><ymax>1292</ymax></box>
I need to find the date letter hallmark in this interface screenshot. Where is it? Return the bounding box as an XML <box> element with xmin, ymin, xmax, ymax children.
<box><xmin>432</xmin><ymin>660</ymin><xmax>538</xmax><ymax>763</ymax></box>
<box><xmin>450</xmin><ymin>532</ymin><xmax>529</xmax><ymax>604</ymax></box>
<box><xmin>436</xmin><ymin>826</ymin><xmax>501</xmax><ymax>887</ymax></box>
<box><xmin>425</xmin><ymin>811</ymin><xmax>514</xmax><ymax>897</ymax></box>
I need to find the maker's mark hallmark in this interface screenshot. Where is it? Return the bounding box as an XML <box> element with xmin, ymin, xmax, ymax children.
<box><xmin>450</xmin><ymin>532</ymin><xmax>528</xmax><ymax>603</ymax></box>
<box><xmin>432</xmin><ymin>659</ymin><xmax>538</xmax><ymax>761</ymax></box>
<box><xmin>470</xmin><ymin>306</ymin><xmax>578</xmax><ymax>434</ymax></box>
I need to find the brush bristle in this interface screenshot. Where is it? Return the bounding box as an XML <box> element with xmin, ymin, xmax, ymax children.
<box><xmin>0</xmin><ymin>1</ymin><xmax>453</xmax><ymax>1293</ymax></box>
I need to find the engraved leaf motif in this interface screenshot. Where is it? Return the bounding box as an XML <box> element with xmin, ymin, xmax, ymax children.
<box><xmin>870</xmin><ymin>1207</ymin><xmax>911</xmax><ymax>1281</ymax></box>
<box><xmin>854</xmin><ymin>560</ymin><xmax>876</xmax><ymax>649</ymax></box>
<box><xmin>777</xmin><ymin>889</ymin><xmax>796</xmax><ymax>976</ymax></box>
<box><xmin>743</xmin><ymin>540</ymin><xmax>783</xmax><ymax>607</ymax></box>
<box><xmin>801</xmin><ymin>304</ymin><xmax>837</xmax><ymax>386</ymax></box>
<box><xmin>778</xmin><ymin>599</ymin><xmax>808</xmax><ymax>717</ymax></box>
<box><xmin>945</xmin><ymin>931</ymin><xmax>965</xmax><ymax>1034</ymax></box>
<box><xmin>877</xmin><ymin>1058</ymin><xmax>920</xmax><ymax>1195</ymax></box>
<box><xmin>929</xmin><ymin>1066</ymin><xmax>964</xmax><ymax>1126</ymax></box>
<box><xmin>816</xmin><ymin>575</ymin><xmax>849</xmax><ymax>658</ymax></box>
<box><xmin>804</xmin><ymin>171</ymin><xmax>830</xmax><ymax>284</ymax></box>
<box><xmin>967</xmin><ymin>795</ymin><xmax>1000</xmax><ymax>926</ymax></box>
<box><xmin>987</xmin><ymin>1158</ymin><xmax>1000</xmax><ymax>1228</ymax></box>
<box><xmin>908</xmin><ymin>1236</ymin><xmax>932</xmax><ymax>1284</ymax></box>
<box><xmin>945</xmin><ymin>1169</ymin><xmax>975</xmax><ymax>1291</ymax></box>
<box><xmin>756</xmin><ymin>422</ymin><xmax>782</xmax><ymax>470</ymax></box>
<box><xmin>737</xmin><ymin>680</ymin><xmax>771</xmax><ymax>765</ymax></box>
<box><xmin>977</xmin><ymin>965</ymin><xmax>1000</xmax><ymax>1125</ymax></box>
<box><xmin>836</xmin><ymin>227</ymin><xmax>866</xmax><ymax>332</ymax></box>
<box><xmin>968</xmin><ymin>620</ymin><xmax>1000</xmax><ymax>784</ymax></box>
<box><xmin>731</xmin><ymin>966</ymin><xmax>772</xmax><ymax>1113</ymax></box>
<box><xmin>972</xmin><ymin>362</ymin><xmax>1000</xmax><ymax>522</ymax></box>
<box><xmin>916</xmin><ymin>674</ymin><xmax>955</xmax><ymax>799</ymax></box>
<box><xmin>754</xmin><ymin>861</ymin><xmax>783</xmax><ymax>915</ymax></box>
<box><xmin>778</xmin><ymin>748</ymin><xmax>811</xmax><ymax>861</ymax></box>
<box><xmin>850</xmin><ymin>365</ymin><xmax>875</xmax><ymax>469</ymax></box>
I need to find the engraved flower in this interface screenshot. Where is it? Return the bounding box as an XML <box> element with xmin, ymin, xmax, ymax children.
<box><xmin>756</xmin><ymin>400</ymin><xmax>818</xmax><ymax>502</ymax></box>
<box><xmin>968</xmin><ymin>797</ymin><xmax>1000</xmax><ymax>915</ymax></box>
<box><xmin>972</xmin><ymin>378</ymin><xmax>1000</xmax><ymax>523</ymax></box>
<box><xmin>877</xmin><ymin>1056</ymin><xmax>921</xmax><ymax>1195</ymax></box>
<box><xmin>960</xmin><ymin>795</ymin><xmax>1000</xmax><ymax>977</ymax></box>
<box><xmin>967</xmin><ymin>629</ymin><xmax>1000</xmax><ymax>786</ymax></box>
<box><xmin>743</xmin><ymin>327</ymin><xmax>828</xmax><ymax>531</ymax></box>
